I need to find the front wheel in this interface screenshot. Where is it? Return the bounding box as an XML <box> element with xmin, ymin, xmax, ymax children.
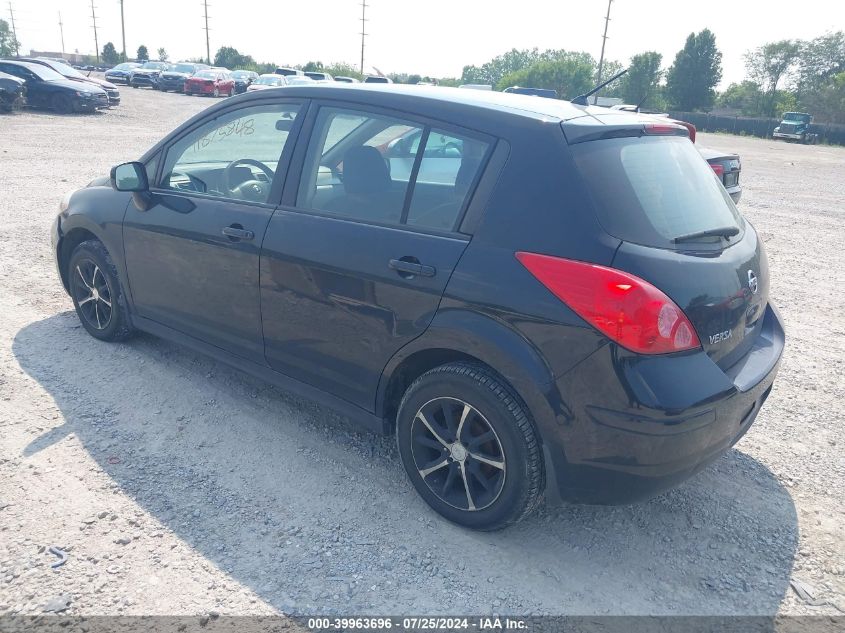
<box><xmin>396</xmin><ymin>363</ymin><xmax>544</xmax><ymax>530</ymax></box>
<box><xmin>213</xmin><ymin>87</ymin><xmax>220</xmax><ymax>98</ymax></box>
<box><xmin>68</xmin><ymin>240</ymin><xmax>134</xmax><ymax>342</ymax></box>
<box><xmin>52</xmin><ymin>93</ymin><xmax>74</xmax><ymax>114</ymax></box>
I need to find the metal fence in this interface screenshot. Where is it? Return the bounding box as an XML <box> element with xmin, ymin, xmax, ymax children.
<box><xmin>669</xmin><ymin>111</ymin><xmax>845</xmax><ymax>146</ymax></box>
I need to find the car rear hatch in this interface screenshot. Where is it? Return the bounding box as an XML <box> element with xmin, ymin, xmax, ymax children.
<box><xmin>564</xmin><ymin>115</ymin><xmax>768</xmax><ymax>370</ymax></box>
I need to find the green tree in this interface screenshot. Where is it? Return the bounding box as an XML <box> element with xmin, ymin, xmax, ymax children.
<box><xmin>101</xmin><ymin>42</ymin><xmax>119</xmax><ymax>66</ymax></box>
<box><xmin>744</xmin><ymin>40</ymin><xmax>801</xmax><ymax>117</ymax></box>
<box><xmin>797</xmin><ymin>31</ymin><xmax>845</xmax><ymax>93</ymax></box>
<box><xmin>157</xmin><ymin>47</ymin><xmax>168</xmax><ymax>62</ymax></box>
<box><xmin>618</xmin><ymin>52</ymin><xmax>662</xmax><ymax>108</ymax></box>
<box><xmin>801</xmin><ymin>71</ymin><xmax>845</xmax><ymax>123</ymax></box>
<box><xmin>136</xmin><ymin>45</ymin><xmax>149</xmax><ymax>62</ymax></box>
<box><xmin>665</xmin><ymin>29</ymin><xmax>723</xmax><ymax>111</ymax></box>
<box><xmin>0</xmin><ymin>18</ymin><xmax>20</xmax><ymax>57</ymax></box>
<box><xmin>213</xmin><ymin>46</ymin><xmax>255</xmax><ymax>69</ymax></box>
<box><xmin>496</xmin><ymin>53</ymin><xmax>596</xmax><ymax>99</ymax></box>
<box><xmin>462</xmin><ymin>48</ymin><xmax>545</xmax><ymax>86</ymax></box>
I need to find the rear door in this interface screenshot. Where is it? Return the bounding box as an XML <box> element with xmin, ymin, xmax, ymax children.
<box><xmin>260</xmin><ymin>103</ymin><xmax>493</xmax><ymax>410</ymax></box>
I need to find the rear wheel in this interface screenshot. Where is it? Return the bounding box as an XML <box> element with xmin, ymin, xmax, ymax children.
<box><xmin>396</xmin><ymin>362</ymin><xmax>544</xmax><ymax>530</ymax></box>
<box><xmin>52</xmin><ymin>93</ymin><xmax>74</xmax><ymax>114</ymax></box>
<box><xmin>68</xmin><ymin>240</ymin><xmax>134</xmax><ymax>342</ymax></box>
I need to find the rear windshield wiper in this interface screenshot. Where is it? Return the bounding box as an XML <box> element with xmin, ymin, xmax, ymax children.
<box><xmin>673</xmin><ymin>226</ymin><xmax>740</xmax><ymax>243</ymax></box>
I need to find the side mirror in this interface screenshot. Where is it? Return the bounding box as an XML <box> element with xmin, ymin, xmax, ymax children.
<box><xmin>110</xmin><ymin>161</ymin><xmax>148</xmax><ymax>192</ymax></box>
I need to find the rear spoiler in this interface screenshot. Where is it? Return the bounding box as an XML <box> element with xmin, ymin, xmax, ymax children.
<box><xmin>562</xmin><ymin>117</ymin><xmax>689</xmax><ymax>145</ymax></box>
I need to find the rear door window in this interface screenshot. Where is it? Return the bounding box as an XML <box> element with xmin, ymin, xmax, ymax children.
<box><xmin>571</xmin><ymin>136</ymin><xmax>742</xmax><ymax>248</ymax></box>
<box><xmin>296</xmin><ymin>106</ymin><xmax>491</xmax><ymax>232</ymax></box>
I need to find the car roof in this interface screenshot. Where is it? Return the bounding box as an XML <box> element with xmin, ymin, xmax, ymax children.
<box><xmin>233</xmin><ymin>83</ymin><xmax>615</xmax><ymax>123</ymax></box>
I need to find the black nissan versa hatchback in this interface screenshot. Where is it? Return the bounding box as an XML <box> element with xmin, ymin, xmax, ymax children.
<box><xmin>52</xmin><ymin>85</ymin><xmax>784</xmax><ymax>530</ymax></box>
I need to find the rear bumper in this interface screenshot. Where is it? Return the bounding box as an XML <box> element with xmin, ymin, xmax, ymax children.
<box><xmin>726</xmin><ymin>185</ymin><xmax>742</xmax><ymax>204</ymax></box>
<box><xmin>542</xmin><ymin>303</ymin><xmax>784</xmax><ymax>504</ymax></box>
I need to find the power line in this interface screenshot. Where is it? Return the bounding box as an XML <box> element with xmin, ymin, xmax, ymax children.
<box><xmin>359</xmin><ymin>0</ymin><xmax>368</xmax><ymax>75</ymax></box>
<box><xmin>594</xmin><ymin>0</ymin><xmax>613</xmax><ymax>104</ymax></box>
<box><xmin>119</xmin><ymin>0</ymin><xmax>126</xmax><ymax>60</ymax></box>
<box><xmin>202</xmin><ymin>0</ymin><xmax>211</xmax><ymax>65</ymax></box>
<box><xmin>8</xmin><ymin>2</ymin><xmax>19</xmax><ymax>56</ymax></box>
<box><xmin>90</xmin><ymin>0</ymin><xmax>100</xmax><ymax>63</ymax></box>
<box><xmin>58</xmin><ymin>11</ymin><xmax>65</xmax><ymax>56</ymax></box>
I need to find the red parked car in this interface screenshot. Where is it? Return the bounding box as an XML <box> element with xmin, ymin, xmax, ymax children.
<box><xmin>184</xmin><ymin>69</ymin><xmax>234</xmax><ymax>97</ymax></box>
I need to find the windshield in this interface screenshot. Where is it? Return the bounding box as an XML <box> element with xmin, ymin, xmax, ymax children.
<box><xmin>142</xmin><ymin>62</ymin><xmax>168</xmax><ymax>70</ymax></box>
<box><xmin>40</xmin><ymin>59</ymin><xmax>83</xmax><ymax>78</ymax></box>
<box><xmin>21</xmin><ymin>63</ymin><xmax>65</xmax><ymax>82</ymax></box>
<box><xmin>232</xmin><ymin>71</ymin><xmax>250</xmax><ymax>78</ymax></box>
<box><xmin>571</xmin><ymin>136</ymin><xmax>742</xmax><ymax>249</ymax></box>
<box><xmin>256</xmin><ymin>76</ymin><xmax>282</xmax><ymax>85</ymax></box>
<box><xmin>783</xmin><ymin>113</ymin><xmax>810</xmax><ymax>122</ymax></box>
<box><xmin>172</xmin><ymin>64</ymin><xmax>196</xmax><ymax>73</ymax></box>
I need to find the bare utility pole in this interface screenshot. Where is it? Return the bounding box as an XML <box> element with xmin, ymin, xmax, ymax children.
<box><xmin>202</xmin><ymin>0</ymin><xmax>211</xmax><ymax>65</ymax></box>
<box><xmin>7</xmin><ymin>2</ymin><xmax>19</xmax><ymax>56</ymax></box>
<box><xmin>359</xmin><ymin>0</ymin><xmax>368</xmax><ymax>75</ymax></box>
<box><xmin>58</xmin><ymin>12</ymin><xmax>65</xmax><ymax>56</ymax></box>
<box><xmin>90</xmin><ymin>0</ymin><xmax>100</xmax><ymax>63</ymax></box>
<box><xmin>119</xmin><ymin>0</ymin><xmax>127</xmax><ymax>61</ymax></box>
<box><xmin>594</xmin><ymin>0</ymin><xmax>613</xmax><ymax>104</ymax></box>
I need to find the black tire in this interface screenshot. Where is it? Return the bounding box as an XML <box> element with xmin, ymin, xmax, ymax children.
<box><xmin>396</xmin><ymin>362</ymin><xmax>544</xmax><ymax>530</ymax></box>
<box><xmin>67</xmin><ymin>240</ymin><xmax>134</xmax><ymax>342</ymax></box>
<box><xmin>52</xmin><ymin>93</ymin><xmax>74</xmax><ymax>114</ymax></box>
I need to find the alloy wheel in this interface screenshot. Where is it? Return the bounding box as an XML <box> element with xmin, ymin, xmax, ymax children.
<box><xmin>70</xmin><ymin>258</ymin><xmax>113</xmax><ymax>330</ymax></box>
<box><xmin>410</xmin><ymin>397</ymin><xmax>506</xmax><ymax>511</ymax></box>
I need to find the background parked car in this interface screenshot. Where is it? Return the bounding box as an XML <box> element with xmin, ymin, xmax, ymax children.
<box><xmin>129</xmin><ymin>61</ymin><xmax>170</xmax><ymax>89</ymax></box>
<box><xmin>0</xmin><ymin>59</ymin><xmax>108</xmax><ymax>113</ymax></box>
<box><xmin>363</xmin><ymin>75</ymin><xmax>392</xmax><ymax>83</ymax></box>
<box><xmin>503</xmin><ymin>86</ymin><xmax>557</xmax><ymax>98</ymax></box>
<box><xmin>19</xmin><ymin>57</ymin><xmax>120</xmax><ymax>106</ymax></box>
<box><xmin>246</xmin><ymin>73</ymin><xmax>290</xmax><ymax>91</ymax></box>
<box><xmin>274</xmin><ymin>67</ymin><xmax>304</xmax><ymax>76</ymax></box>
<box><xmin>333</xmin><ymin>76</ymin><xmax>360</xmax><ymax>83</ymax></box>
<box><xmin>0</xmin><ymin>70</ymin><xmax>25</xmax><ymax>112</ymax></box>
<box><xmin>104</xmin><ymin>62</ymin><xmax>140</xmax><ymax>85</ymax></box>
<box><xmin>184</xmin><ymin>69</ymin><xmax>235</xmax><ymax>97</ymax></box>
<box><xmin>304</xmin><ymin>71</ymin><xmax>333</xmax><ymax>82</ymax></box>
<box><xmin>158</xmin><ymin>62</ymin><xmax>209</xmax><ymax>93</ymax></box>
<box><xmin>231</xmin><ymin>70</ymin><xmax>259</xmax><ymax>94</ymax></box>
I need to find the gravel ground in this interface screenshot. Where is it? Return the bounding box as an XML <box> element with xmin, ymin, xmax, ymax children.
<box><xmin>0</xmin><ymin>87</ymin><xmax>843</xmax><ymax>618</ymax></box>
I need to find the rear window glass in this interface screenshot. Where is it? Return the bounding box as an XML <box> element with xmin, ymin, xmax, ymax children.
<box><xmin>571</xmin><ymin>136</ymin><xmax>742</xmax><ymax>248</ymax></box>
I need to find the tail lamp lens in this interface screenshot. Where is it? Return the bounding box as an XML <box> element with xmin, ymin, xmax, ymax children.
<box><xmin>710</xmin><ymin>163</ymin><xmax>725</xmax><ymax>177</ymax></box>
<box><xmin>516</xmin><ymin>252</ymin><xmax>701</xmax><ymax>354</ymax></box>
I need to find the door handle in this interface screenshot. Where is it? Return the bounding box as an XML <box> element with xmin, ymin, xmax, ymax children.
<box><xmin>221</xmin><ymin>225</ymin><xmax>254</xmax><ymax>240</ymax></box>
<box><xmin>389</xmin><ymin>258</ymin><xmax>436</xmax><ymax>278</ymax></box>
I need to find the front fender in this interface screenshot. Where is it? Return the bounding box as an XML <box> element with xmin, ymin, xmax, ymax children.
<box><xmin>56</xmin><ymin>186</ymin><xmax>132</xmax><ymax>298</ymax></box>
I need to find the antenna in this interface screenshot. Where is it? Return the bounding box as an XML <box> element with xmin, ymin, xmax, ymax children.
<box><xmin>119</xmin><ymin>0</ymin><xmax>127</xmax><ymax>61</ymax></box>
<box><xmin>8</xmin><ymin>2</ymin><xmax>19</xmax><ymax>56</ymax></box>
<box><xmin>90</xmin><ymin>0</ymin><xmax>100</xmax><ymax>63</ymax></box>
<box><xmin>594</xmin><ymin>0</ymin><xmax>613</xmax><ymax>104</ymax></box>
<box><xmin>58</xmin><ymin>11</ymin><xmax>65</xmax><ymax>56</ymax></box>
<box><xmin>359</xmin><ymin>0</ymin><xmax>368</xmax><ymax>75</ymax></box>
<box><xmin>202</xmin><ymin>0</ymin><xmax>211</xmax><ymax>65</ymax></box>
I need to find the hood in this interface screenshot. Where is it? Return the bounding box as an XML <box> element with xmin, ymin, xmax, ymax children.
<box><xmin>48</xmin><ymin>78</ymin><xmax>106</xmax><ymax>94</ymax></box>
<box><xmin>106</xmin><ymin>68</ymin><xmax>131</xmax><ymax>75</ymax></box>
<box><xmin>162</xmin><ymin>71</ymin><xmax>191</xmax><ymax>79</ymax></box>
<box><xmin>133</xmin><ymin>68</ymin><xmax>162</xmax><ymax>76</ymax></box>
<box><xmin>68</xmin><ymin>76</ymin><xmax>116</xmax><ymax>90</ymax></box>
<box><xmin>0</xmin><ymin>72</ymin><xmax>25</xmax><ymax>89</ymax></box>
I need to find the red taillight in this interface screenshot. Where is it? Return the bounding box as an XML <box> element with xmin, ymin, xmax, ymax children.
<box><xmin>643</xmin><ymin>123</ymin><xmax>687</xmax><ymax>137</ymax></box>
<box><xmin>710</xmin><ymin>163</ymin><xmax>725</xmax><ymax>177</ymax></box>
<box><xmin>516</xmin><ymin>252</ymin><xmax>700</xmax><ymax>355</ymax></box>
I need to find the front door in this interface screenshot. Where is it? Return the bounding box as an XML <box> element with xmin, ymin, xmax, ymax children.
<box><xmin>260</xmin><ymin>104</ymin><xmax>492</xmax><ymax>409</ymax></box>
<box><xmin>123</xmin><ymin>100</ymin><xmax>302</xmax><ymax>362</ymax></box>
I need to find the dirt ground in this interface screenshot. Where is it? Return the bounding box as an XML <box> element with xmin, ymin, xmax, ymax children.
<box><xmin>0</xmin><ymin>86</ymin><xmax>843</xmax><ymax>617</ymax></box>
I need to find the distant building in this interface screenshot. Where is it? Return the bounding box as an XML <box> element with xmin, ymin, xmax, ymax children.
<box><xmin>28</xmin><ymin>50</ymin><xmax>88</xmax><ymax>64</ymax></box>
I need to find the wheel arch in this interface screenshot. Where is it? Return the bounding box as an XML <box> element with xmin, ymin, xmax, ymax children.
<box><xmin>376</xmin><ymin>308</ymin><xmax>559</xmax><ymax>435</ymax></box>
